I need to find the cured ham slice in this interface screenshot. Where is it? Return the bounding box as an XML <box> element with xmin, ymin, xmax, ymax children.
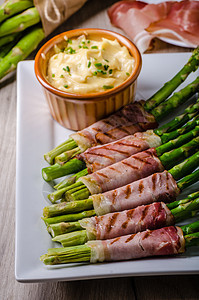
<box><xmin>78</xmin><ymin>130</ymin><xmax>161</xmax><ymax>172</ymax></box>
<box><xmin>70</xmin><ymin>101</ymin><xmax>157</xmax><ymax>151</ymax></box>
<box><xmin>146</xmin><ymin>1</ymin><xmax>199</xmax><ymax>47</ymax></box>
<box><xmin>80</xmin><ymin>202</ymin><xmax>174</xmax><ymax>240</ymax></box>
<box><xmin>87</xmin><ymin>226</ymin><xmax>185</xmax><ymax>263</ymax></box>
<box><xmin>108</xmin><ymin>0</ymin><xmax>199</xmax><ymax>53</ymax></box>
<box><xmin>92</xmin><ymin>171</ymin><xmax>180</xmax><ymax>215</ymax></box>
<box><xmin>78</xmin><ymin>148</ymin><xmax>164</xmax><ymax>194</ymax></box>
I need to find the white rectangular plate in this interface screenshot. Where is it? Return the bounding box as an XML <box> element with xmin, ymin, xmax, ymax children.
<box><xmin>16</xmin><ymin>53</ymin><xmax>199</xmax><ymax>282</ymax></box>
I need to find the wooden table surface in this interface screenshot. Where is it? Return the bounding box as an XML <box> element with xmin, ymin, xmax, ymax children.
<box><xmin>0</xmin><ymin>1</ymin><xmax>199</xmax><ymax>299</ymax></box>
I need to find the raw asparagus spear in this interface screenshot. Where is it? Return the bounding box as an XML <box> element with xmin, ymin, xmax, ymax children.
<box><xmin>0</xmin><ymin>25</ymin><xmax>44</xmax><ymax>79</ymax></box>
<box><xmin>151</xmin><ymin>77</ymin><xmax>199</xmax><ymax>122</ymax></box>
<box><xmin>0</xmin><ymin>32</ymin><xmax>20</xmax><ymax>47</ymax></box>
<box><xmin>167</xmin><ymin>191</ymin><xmax>199</xmax><ymax>209</ymax></box>
<box><xmin>0</xmin><ymin>0</ymin><xmax>33</xmax><ymax>23</ymax></box>
<box><xmin>144</xmin><ymin>47</ymin><xmax>199</xmax><ymax>111</ymax></box>
<box><xmin>0</xmin><ymin>7</ymin><xmax>40</xmax><ymax>37</ymax></box>
<box><xmin>54</xmin><ymin>168</ymin><xmax>88</xmax><ymax>190</ymax></box>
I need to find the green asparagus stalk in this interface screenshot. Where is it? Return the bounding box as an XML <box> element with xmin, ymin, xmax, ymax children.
<box><xmin>0</xmin><ymin>25</ymin><xmax>44</xmax><ymax>79</ymax></box>
<box><xmin>155</xmin><ymin>98</ymin><xmax>199</xmax><ymax>136</ymax></box>
<box><xmin>160</xmin><ymin>115</ymin><xmax>199</xmax><ymax>144</ymax></box>
<box><xmin>0</xmin><ymin>0</ymin><xmax>34</xmax><ymax>23</ymax></box>
<box><xmin>48</xmin><ymin>181</ymin><xmax>84</xmax><ymax>203</ymax></box>
<box><xmin>169</xmin><ymin>152</ymin><xmax>199</xmax><ymax>181</ymax></box>
<box><xmin>55</xmin><ymin>147</ymin><xmax>82</xmax><ymax>165</ymax></box>
<box><xmin>167</xmin><ymin>191</ymin><xmax>199</xmax><ymax>209</ymax></box>
<box><xmin>0</xmin><ymin>7</ymin><xmax>40</xmax><ymax>37</ymax></box>
<box><xmin>42</xmin><ymin>158</ymin><xmax>86</xmax><ymax>182</ymax></box>
<box><xmin>44</xmin><ymin>138</ymin><xmax>77</xmax><ymax>165</ymax></box>
<box><xmin>156</xmin><ymin>126</ymin><xmax>199</xmax><ymax>157</ymax></box>
<box><xmin>47</xmin><ymin>221</ymin><xmax>82</xmax><ymax>237</ymax></box>
<box><xmin>40</xmin><ymin>228</ymin><xmax>199</xmax><ymax>265</ymax></box>
<box><xmin>52</xmin><ymin>230</ymin><xmax>88</xmax><ymax>247</ymax></box>
<box><xmin>171</xmin><ymin>197</ymin><xmax>199</xmax><ymax>222</ymax></box>
<box><xmin>158</xmin><ymin>136</ymin><xmax>199</xmax><ymax>169</ymax></box>
<box><xmin>43</xmin><ymin>209</ymin><xmax>95</xmax><ymax>226</ymax></box>
<box><xmin>43</xmin><ymin>198</ymin><xmax>94</xmax><ymax>218</ymax></box>
<box><xmin>150</xmin><ymin>77</ymin><xmax>199</xmax><ymax>122</ymax></box>
<box><xmin>0</xmin><ymin>32</ymin><xmax>20</xmax><ymax>47</ymax></box>
<box><xmin>0</xmin><ymin>39</ymin><xmax>18</xmax><ymax>60</ymax></box>
<box><xmin>144</xmin><ymin>47</ymin><xmax>199</xmax><ymax>111</ymax></box>
<box><xmin>181</xmin><ymin>221</ymin><xmax>199</xmax><ymax>235</ymax></box>
<box><xmin>54</xmin><ymin>168</ymin><xmax>88</xmax><ymax>190</ymax></box>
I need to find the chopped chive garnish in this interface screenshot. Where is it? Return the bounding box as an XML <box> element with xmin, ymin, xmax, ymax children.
<box><xmin>105</xmin><ymin>59</ymin><xmax>109</xmax><ymax>62</ymax></box>
<box><xmin>60</xmin><ymin>48</ymin><xmax>64</xmax><ymax>52</ymax></box>
<box><xmin>67</xmin><ymin>39</ymin><xmax>72</xmax><ymax>44</ymax></box>
<box><xmin>103</xmin><ymin>85</ymin><xmax>114</xmax><ymax>90</ymax></box>
<box><xmin>109</xmin><ymin>69</ymin><xmax>113</xmax><ymax>74</ymax></box>
<box><xmin>94</xmin><ymin>63</ymin><xmax>102</xmax><ymax>67</ymax></box>
<box><xmin>52</xmin><ymin>74</ymin><xmax>55</xmax><ymax>77</ymax></box>
<box><xmin>97</xmin><ymin>69</ymin><xmax>107</xmax><ymax>75</ymax></box>
<box><xmin>63</xmin><ymin>67</ymin><xmax>66</xmax><ymax>71</ymax></box>
<box><xmin>82</xmin><ymin>41</ymin><xmax>86</xmax><ymax>44</ymax></box>
<box><xmin>60</xmin><ymin>74</ymin><xmax>64</xmax><ymax>78</ymax></box>
<box><xmin>64</xmin><ymin>85</ymin><xmax>68</xmax><ymax>88</ymax></box>
<box><xmin>87</xmin><ymin>40</ymin><xmax>90</xmax><ymax>43</ymax></box>
<box><xmin>93</xmin><ymin>71</ymin><xmax>97</xmax><ymax>76</ymax></box>
<box><xmin>83</xmin><ymin>46</ymin><xmax>88</xmax><ymax>49</ymax></box>
<box><xmin>66</xmin><ymin>66</ymin><xmax>70</xmax><ymax>72</ymax></box>
<box><xmin>91</xmin><ymin>46</ymin><xmax>98</xmax><ymax>49</ymax></box>
<box><xmin>65</xmin><ymin>47</ymin><xmax>76</xmax><ymax>54</ymax></box>
<box><xmin>104</xmin><ymin>64</ymin><xmax>109</xmax><ymax>70</ymax></box>
<box><xmin>88</xmin><ymin>61</ymin><xmax>91</xmax><ymax>68</ymax></box>
<box><xmin>79</xmin><ymin>45</ymin><xmax>82</xmax><ymax>48</ymax></box>
<box><xmin>126</xmin><ymin>72</ymin><xmax>130</xmax><ymax>76</ymax></box>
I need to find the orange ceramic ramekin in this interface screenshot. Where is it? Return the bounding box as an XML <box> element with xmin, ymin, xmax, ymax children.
<box><xmin>35</xmin><ymin>28</ymin><xmax>142</xmax><ymax>131</ymax></box>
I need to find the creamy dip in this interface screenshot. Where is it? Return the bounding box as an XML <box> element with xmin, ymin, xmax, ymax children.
<box><xmin>47</xmin><ymin>35</ymin><xmax>135</xmax><ymax>94</ymax></box>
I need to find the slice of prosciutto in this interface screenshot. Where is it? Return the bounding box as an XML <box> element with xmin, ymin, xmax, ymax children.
<box><xmin>87</xmin><ymin>226</ymin><xmax>185</xmax><ymax>263</ymax></box>
<box><xmin>91</xmin><ymin>171</ymin><xmax>180</xmax><ymax>215</ymax></box>
<box><xmin>146</xmin><ymin>1</ymin><xmax>199</xmax><ymax>48</ymax></box>
<box><xmin>70</xmin><ymin>101</ymin><xmax>157</xmax><ymax>152</ymax></box>
<box><xmin>80</xmin><ymin>202</ymin><xmax>175</xmax><ymax>240</ymax></box>
<box><xmin>108</xmin><ymin>0</ymin><xmax>199</xmax><ymax>53</ymax></box>
<box><xmin>78</xmin><ymin>130</ymin><xmax>161</xmax><ymax>172</ymax></box>
<box><xmin>78</xmin><ymin>148</ymin><xmax>164</xmax><ymax>195</ymax></box>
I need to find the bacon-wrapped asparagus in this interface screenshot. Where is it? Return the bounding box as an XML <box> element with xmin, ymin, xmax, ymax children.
<box><xmin>61</xmin><ymin>137</ymin><xmax>199</xmax><ymax>201</ymax></box>
<box><xmin>44</xmin><ymin>49</ymin><xmax>199</xmax><ymax>165</ymax></box>
<box><xmin>40</xmin><ymin>222</ymin><xmax>199</xmax><ymax>265</ymax></box>
<box><xmin>42</xmin><ymin>158</ymin><xmax>199</xmax><ymax>225</ymax></box>
<box><xmin>51</xmin><ymin>195</ymin><xmax>199</xmax><ymax>247</ymax></box>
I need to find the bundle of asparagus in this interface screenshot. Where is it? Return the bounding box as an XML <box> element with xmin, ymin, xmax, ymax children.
<box><xmin>0</xmin><ymin>0</ymin><xmax>45</xmax><ymax>79</ymax></box>
<box><xmin>43</xmin><ymin>48</ymin><xmax>199</xmax><ymax>166</ymax></box>
<box><xmin>42</xmin><ymin>155</ymin><xmax>199</xmax><ymax>226</ymax></box>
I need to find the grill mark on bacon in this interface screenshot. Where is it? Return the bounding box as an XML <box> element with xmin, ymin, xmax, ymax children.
<box><xmin>166</xmin><ymin>171</ymin><xmax>170</xmax><ymax>191</ymax></box>
<box><xmin>97</xmin><ymin>172</ymin><xmax>109</xmax><ymax>179</ymax></box>
<box><xmin>110</xmin><ymin>236</ymin><xmax>121</xmax><ymax>245</ymax></box>
<box><xmin>102</xmin><ymin>148</ymin><xmax>132</xmax><ymax>156</ymax></box>
<box><xmin>122</xmin><ymin>209</ymin><xmax>134</xmax><ymax>229</ymax></box>
<box><xmin>152</xmin><ymin>173</ymin><xmax>156</xmax><ymax>191</ymax></box>
<box><xmin>85</xmin><ymin>152</ymin><xmax>114</xmax><ymax>161</ymax></box>
<box><xmin>140</xmin><ymin>206</ymin><xmax>149</xmax><ymax>222</ymax></box>
<box><xmin>125</xmin><ymin>185</ymin><xmax>131</xmax><ymax>199</ymax></box>
<box><xmin>122</xmin><ymin>161</ymin><xmax>139</xmax><ymax>170</ymax></box>
<box><xmin>125</xmin><ymin>233</ymin><xmax>136</xmax><ymax>243</ymax></box>
<box><xmin>131</xmin><ymin>155</ymin><xmax>153</xmax><ymax>165</ymax></box>
<box><xmin>112</xmin><ymin>190</ymin><xmax>118</xmax><ymax>205</ymax></box>
<box><xmin>106</xmin><ymin>213</ymin><xmax>119</xmax><ymax>233</ymax></box>
<box><xmin>142</xmin><ymin>230</ymin><xmax>151</xmax><ymax>240</ymax></box>
<box><xmin>108</xmin><ymin>166</ymin><xmax>123</xmax><ymax>173</ymax></box>
<box><xmin>91</xmin><ymin>127</ymin><xmax>102</xmax><ymax>133</ymax></box>
<box><xmin>138</xmin><ymin>180</ymin><xmax>144</xmax><ymax>194</ymax></box>
<box><xmin>116</xmin><ymin>142</ymin><xmax>142</xmax><ymax>149</ymax></box>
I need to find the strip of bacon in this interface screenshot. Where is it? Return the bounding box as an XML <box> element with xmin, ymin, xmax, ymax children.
<box><xmin>87</xmin><ymin>226</ymin><xmax>185</xmax><ymax>263</ymax></box>
<box><xmin>108</xmin><ymin>0</ymin><xmax>199</xmax><ymax>52</ymax></box>
<box><xmin>146</xmin><ymin>1</ymin><xmax>199</xmax><ymax>47</ymax></box>
<box><xmin>78</xmin><ymin>130</ymin><xmax>161</xmax><ymax>172</ymax></box>
<box><xmin>80</xmin><ymin>202</ymin><xmax>175</xmax><ymax>240</ymax></box>
<box><xmin>91</xmin><ymin>171</ymin><xmax>180</xmax><ymax>215</ymax></box>
<box><xmin>70</xmin><ymin>101</ymin><xmax>157</xmax><ymax>151</ymax></box>
<box><xmin>78</xmin><ymin>148</ymin><xmax>164</xmax><ymax>194</ymax></box>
